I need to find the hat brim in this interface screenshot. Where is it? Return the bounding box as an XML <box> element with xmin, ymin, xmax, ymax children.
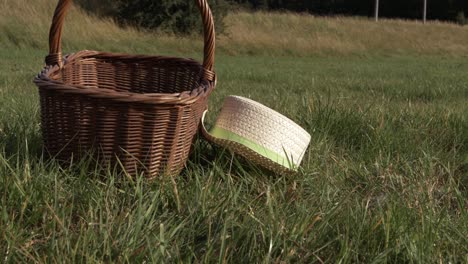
<box><xmin>201</xmin><ymin>111</ymin><xmax>297</xmax><ymax>175</ymax></box>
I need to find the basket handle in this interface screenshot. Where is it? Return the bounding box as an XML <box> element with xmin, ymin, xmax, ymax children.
<box><xmin>46</xmin><ymin>0</ymin><xmax>216</xmax><ymax>80</ymax></box>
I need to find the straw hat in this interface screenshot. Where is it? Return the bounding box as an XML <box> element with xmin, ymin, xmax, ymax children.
<box><xmin>202</xmin><ymin>96</ymin><xmax>311</xmax><ymax>174</ymax></box>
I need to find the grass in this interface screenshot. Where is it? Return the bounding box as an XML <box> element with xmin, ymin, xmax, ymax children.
<box><xmin>1</xmin><ymin>0</ymin><xmax>468</xmax><ymax>262</ymax></box>
<box><xmin>3</xmin><ymin>0</ymin><xmax>468</xmax><ymax>57</ymax></box>
<box><xmin>222</xmin><ymin>12</ymin><xmax>468</xmax><ymax>56</ymax></box>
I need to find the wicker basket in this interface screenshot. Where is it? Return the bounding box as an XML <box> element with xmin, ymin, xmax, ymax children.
<box><xmin>34</xmin><ymin>0</ymin><xmax>216</xmax><ymax>178</ymax></box>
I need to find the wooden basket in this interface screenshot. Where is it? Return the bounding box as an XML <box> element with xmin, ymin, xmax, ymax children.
<box><xmin>34</xmin><ymin>0</ymin><xmax>216</xmax><ymax>178</ymax></box>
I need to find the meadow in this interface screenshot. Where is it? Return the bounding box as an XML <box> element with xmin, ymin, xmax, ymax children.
<box><xmin>0</xmin><ymin>0</ymin><xmax>467</xmax><ymax>262</ymax></box>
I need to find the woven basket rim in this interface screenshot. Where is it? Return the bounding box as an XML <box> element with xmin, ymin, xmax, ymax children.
<box><xmin>34</xmin><ymin>50</ymin><xmax>215</xmax><ymax>105</ymax></box>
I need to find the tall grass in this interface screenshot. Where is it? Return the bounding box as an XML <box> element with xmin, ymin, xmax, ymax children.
<box><xmin>223</xmin><ymin>12</ymin><xmax>468</xmax><ymax>56</ymax></box>
<box><xmin>2</xmin><ymin>0</ymin><xmax>468</xmax><ymax>56</ymax></box>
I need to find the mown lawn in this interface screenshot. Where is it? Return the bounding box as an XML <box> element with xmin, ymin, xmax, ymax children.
<box><xmin>0</xmin><ymin>46</ymin><xmax>467</xmax><ymax>262</ymax></box>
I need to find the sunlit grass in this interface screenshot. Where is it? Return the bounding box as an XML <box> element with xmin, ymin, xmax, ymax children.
<box><xmin>2</xmin><ymin>0</ymin><xmax>468</xmax><ymax>56</ymax></box>
<box><xmin>0</xmin><ymin>0</ymin><xmax>467</xmax><ymax>262</ymax></box>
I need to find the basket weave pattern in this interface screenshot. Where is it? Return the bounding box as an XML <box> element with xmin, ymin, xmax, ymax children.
<box><xmin>34</xmin><ymin>0</ymin><xmax>216</xmax><ymax>178</ymax></box>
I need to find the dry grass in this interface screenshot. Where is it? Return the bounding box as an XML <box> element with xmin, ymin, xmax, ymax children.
<box><xmin>221</xmin><ymin>12</ymin><xmax>468</xmax><ymax>56</ymax></box>
<box><xmin>2</xmin><ymin>0</ymin><xmax>468</xmax><ymax>57</ymax></box>
<box><xmin>0</xmin><ymin>0</ymin><xmax>143</xmax><ymax>50</ymax></box>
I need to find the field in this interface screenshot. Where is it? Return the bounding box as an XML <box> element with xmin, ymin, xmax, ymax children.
<box><xmin>1</xmin><ymin>0</ymin><xmax>467</xmax><ymax>262</ymax></box>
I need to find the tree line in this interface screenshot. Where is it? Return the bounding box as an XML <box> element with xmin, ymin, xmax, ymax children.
<box><xmin>76</xmin><ymin>0</ymin><xmax>468</xmax><ymax>34</ymax></box>
<box><xmin>236</xmin><ymin>0</ymin><xmax>468</xmax><ymax>22</ymax></box>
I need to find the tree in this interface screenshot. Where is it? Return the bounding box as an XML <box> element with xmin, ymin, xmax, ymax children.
<box><xmin>78</xmin><ymin>0</ymin><xmax>468</xmax><ymax>29</ymax></box>
<box><xmin>77</xmin><ymin>0</ymin><xmax>118</xmax><ymax>16</ymax></box>
<box><xmin>114</xmin><ymin>0</ymin><xmax>228</xmax><ymax>34</ymax></box>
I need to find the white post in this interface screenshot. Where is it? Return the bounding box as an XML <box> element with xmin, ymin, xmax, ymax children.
<box><xmin>374</xmin><ymin>0</ymin><xmax>380</xmax><ymax>22</ymax></box>
<box><xmin>423</xmin><ymin>0</ymin><xmax>427</xmax><ymax>24</ymax></box>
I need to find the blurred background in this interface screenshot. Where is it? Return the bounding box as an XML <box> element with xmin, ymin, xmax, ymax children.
<box><xmin>77</xmin><ymin>0</ymin><xmax>468</xmax><ymax>34</ymax></box>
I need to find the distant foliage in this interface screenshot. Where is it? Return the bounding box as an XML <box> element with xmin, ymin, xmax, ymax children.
<box><xmin>456</xmin><ymin>11</ymin><xmax>466</xmax><ymax>25</ymax></box>
<box><xmin>228</xmin><ymin>0</ymin><xmax>468</xmax><ymax>23</ymax></box>
<box><xmin>76</xmin><ymin>0</ymin><xmax>119</xmax><ymax>16</ymax></box>
<box><xmin>76</xmin><ymin>0</ymin><xmax>468</xmax><ymax>31</ymax></box>
<box><xmin>117</xmin><ymin>0</ymin><xmax>228</xmax><ymax>34</ymax></box>
<box><xmin>76</xmin><ymin>0</ymin><xmax>228</xmax><ymax>34</ymax></box>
